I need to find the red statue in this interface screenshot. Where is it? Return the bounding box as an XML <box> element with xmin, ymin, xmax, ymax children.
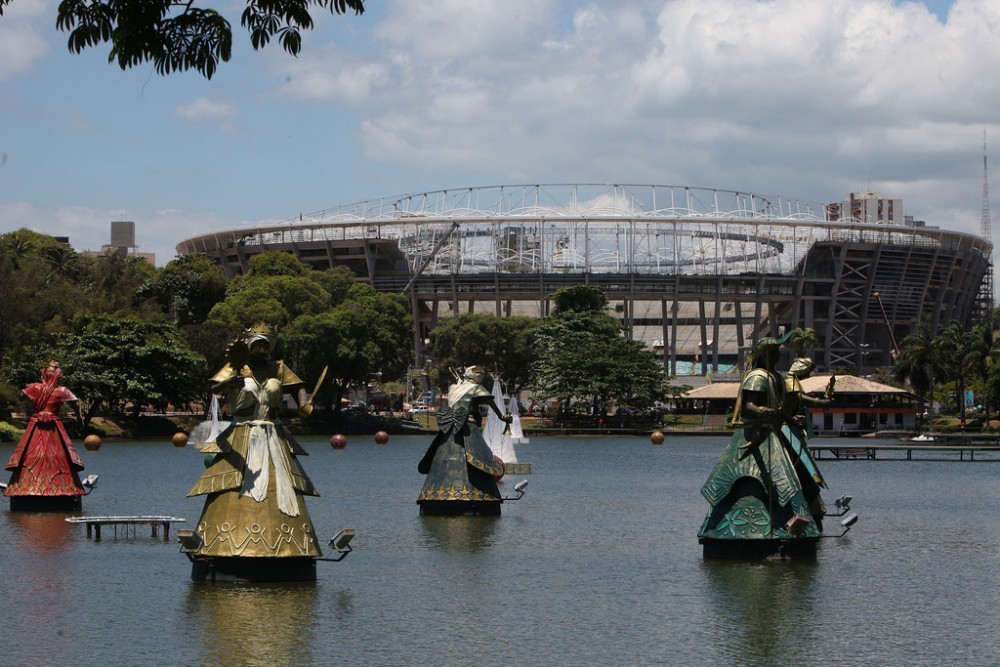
<box><xmin>4</xmin><ymin>361</ymin><xmax>89</xmax><ymax>511</ymax></box>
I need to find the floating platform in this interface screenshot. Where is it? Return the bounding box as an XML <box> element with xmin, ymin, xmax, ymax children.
<box><xmin>9</xmin><ymin>495</ymin><xmax>82</xmax><ymax>512</ymax></box>
<box><xmin>810</xmin><ymin>442</ymin><xmax>1000</xmax><ymax>461</ymax></box>
<box><xmin>503</xmin><ymin>462</ymin><xmax>532</xmax><ymax>474</ymax></box>
<box><xmin>65</xmin><ymin>515</ymin><xmax>185</xmax><ymax>541</ymax></box>
<box><xmin>700</xmin><ymin>536</ymin><xmax>818</xmax><ymax>561</ymax></box>
<box><xmin>418</xmin><ymin>500</ymin><xmax>502</xmax><ymax>516</ymax></box>
<box><xmin>186</xmin><ymin>556</ymin><xmax>318</xmax><ymax>583</ymax></box>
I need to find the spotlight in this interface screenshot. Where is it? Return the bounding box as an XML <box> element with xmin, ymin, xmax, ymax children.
<box><xmin>176</xmin><ymin>529</ymin><xmax>202</xmax><ymax>552</ymax></box>
<box><xmin>329</xmin><ymin>528</ymin><xmax>356</xmax><ymax>552</ymax></box>
<box><xmin>835</xmin><ymin>494</ymin><xmax>853</xmax><ymax>510</ymax></box>
<box><xmin>514</xmin><ymin>480</ymin><xmax>528</xmax><ymax>494</ymax></box>
<box><xmin>82</xmin><ymin>474</ymin><xmax>99</xmax><ymax>492</ymax></box>
<box><xmin>321</xmin><ymin>528</ymin><xmax>356</xmax><ymax>562</ymax></box>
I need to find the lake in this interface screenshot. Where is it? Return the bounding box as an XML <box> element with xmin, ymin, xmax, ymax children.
<box><xmin>1</xmin><ymin>434</ymin><xmax>998</xmax><ymax>666</ymax></box>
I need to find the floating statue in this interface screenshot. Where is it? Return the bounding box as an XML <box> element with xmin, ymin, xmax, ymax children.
<box><xmin>181</xmin><ymin>325</ymin><xmax>342</xmax><ymax>582</ymax></box>
<box><xmin>417</xmin><ymin>366</ymin><xmax>513</xmax><ymax>516</ymax></box>
<box><xmin>4</xmin><ymin>361</ymin><xmax>95</xmax><ymax>512</ymax></box>
<box><xmin>698</xmin><ymin>335</ymin><xmax>827</xmax><ymax>559</ymax></box>
<box><xmin>781</xmin><ymin>357</ymin><xmax>835</xmax><ymax>529</ymax></box>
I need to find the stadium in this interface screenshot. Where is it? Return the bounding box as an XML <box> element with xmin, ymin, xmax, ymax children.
<box><xmin>176</xmin><ymin>183</ymin><xmax>993</xmax><ymax>378</ymax></box>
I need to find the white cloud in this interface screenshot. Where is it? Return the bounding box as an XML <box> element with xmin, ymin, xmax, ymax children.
<box><xmin>0</xmin><ymin>0</ymin><xmax>49</xmax><ymax>80</ymax></box>
<box><xmin>174</xmin><ymin>98</ymin><xmax>237</xmax><ymax>132</ymax></box>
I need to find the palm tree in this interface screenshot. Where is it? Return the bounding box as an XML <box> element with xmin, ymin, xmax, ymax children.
<box><xmin>787</xmin><ymin>327</ymin><xmax>820</xmax><ymax>356</ymax></box>
<box><xmin>894</xmin><ymin>319</ymin><xmax>938</xmax><ymax>411</ymax></box>
<box><xmin>935</xmin><ymin>321</ymin><xmax>980</xmax><ymax>426</ymax></box>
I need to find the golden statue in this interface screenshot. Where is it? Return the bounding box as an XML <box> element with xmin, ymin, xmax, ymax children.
<box><xmin>184</xmin><ymin>325</ymin><xmax>322</xmax><ymax>581</ymax></box>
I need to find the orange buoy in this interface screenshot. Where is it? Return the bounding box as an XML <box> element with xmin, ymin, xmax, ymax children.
<box><xmin>172</xmin><ymin>432</ymin><xmax>189</xmax><ymax>447</ymax></box>
<box><xmin>374</xmin><ymin>430</ymin><xmax>389</xmax><ymax>444</ymax></box>
<box><xmin>330</xmin><ymin>434</ymin><xmax>347</xmax><ymax>449</ymax></box>
<box><xmin>83</xmin><ymin>434</ymin><xmax>102</xmax><ymax>451</ymax></box>
<box><xmin>650</xmin><ymin>431</ymin><xmax>665</xmax><ymax>445</ymax></box>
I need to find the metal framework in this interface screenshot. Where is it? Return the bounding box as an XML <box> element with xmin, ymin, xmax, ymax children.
<box><xmin>176</xmin><ymin>184</ymin><xmax>993</xmax><ymax>376</ymax></box>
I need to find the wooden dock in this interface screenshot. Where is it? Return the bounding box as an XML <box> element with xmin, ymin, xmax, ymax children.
<box><xmin>810</xmin><ymin>442</ymin><xmax>1000</xmax><ymax>461</ymax></box>
<box><xmin>65</xmin><ymin>515</ymin><xmax>186</xmax><ymax>541</ymax></box>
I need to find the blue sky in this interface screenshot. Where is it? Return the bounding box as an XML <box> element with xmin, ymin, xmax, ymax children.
<box><xmin>0</xmin><ymin>0</ymin><xmax>995</xmax><ymax>265</ymax></box>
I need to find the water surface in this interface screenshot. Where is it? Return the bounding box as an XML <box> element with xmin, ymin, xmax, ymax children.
<box><xmin>1</xmin><ymin>435</ymin><xmax>997</xmax><ymax>666</ymax></box>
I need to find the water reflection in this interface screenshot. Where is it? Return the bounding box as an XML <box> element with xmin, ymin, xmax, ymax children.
<box><xmin>183</xmin><ymin>583</ymin><xmax>319</xmax><ymax>667</ymax></box>
<box><xmin>701</xmin><ymin>560</ymin><xmax>818</xmax><ymax>665</ymax></box>
<box><xmin>418</xmin><ymin>515</ymin><xmax>499</xmax><ymax>552</ymax></box>
<box><xmin>3</xmin><ymin>512</ymin><xmax>77</xmax><ymax>665</ymax></box>
<box><xmin>5</xmin><ymin>511</ymin><xmax>77</xmax><ymax>553</ymax></box>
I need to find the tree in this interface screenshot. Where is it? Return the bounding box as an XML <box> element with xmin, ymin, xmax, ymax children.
<box><xmin>145</xmin><ymin>253</ymin><xmax>228</xmax><ymax>325</ymax></box>
<box><xmin>208</xmin><ymin>273</ymin><xmax>332</xmax><ymax>330</ymax></box>
<box><xmin>530</xmin><ymin>285</ymin><xmax>668</xmax><ymax>415</ymax></box>
<box><xmin>0</xmin><ymin>231</ymin><xmax>90</xmax><ymax>367</ymax></box>
<box><xmin>428</xmin><ymin>314</ymin><xmax>539</xmax><ymax>394</ymax></box>
<box><xmin>282</xmin><ymin>283</ymin><xmax>413</xmax><ymax>409</ymax></box>
<box><xmin>935</xmin><ymin>321</ymin><xmax>981</xmax><ymax>423</ymax></box>
<box><xmin>55</xmin><ymin>315</ymin><xmax>206</xmax><ymax>422</ymax></box>
<box><xmin>894</xmin><ymin>319</ymin><xmax>939</xmax><ymax>410</ymax></box>
<box><xmin>788</xmin><ymin>327</ymin><xmax>820</xmax><ymax>355</ymax></box>
<box><xmin>0</xmin><ymin>0</ymin><xmax>365</xmax><ymax>80</ymax></box>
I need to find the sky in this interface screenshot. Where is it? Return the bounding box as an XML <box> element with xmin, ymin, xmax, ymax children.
<box><xmin>1</xmin><ymin>0</ymin><xmax>997</xmax><ymax>266</ymax></box>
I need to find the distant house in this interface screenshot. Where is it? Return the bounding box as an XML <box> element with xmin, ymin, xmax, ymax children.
<box><xmin>681</xmin><ymin>374</ymin><xmax>920</xmax><ymax>434</ymax></box>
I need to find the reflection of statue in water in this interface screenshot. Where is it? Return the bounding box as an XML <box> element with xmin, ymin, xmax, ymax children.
<box><xmin>417</xmin><ymin>366</ymin><xmax>509</xmax><ymax>516</ymax></box>
<box><xmin>698</xmin><ymin>335</ymin><xmax>823</xmax><ymax>559</ymax></box>
<box><xmin>781</xmin><ymin>358</ymin><xmax>835</xmax><ymax>528</ymax></box>
<box><xmin>184</xmin><ymin>325</ymin><xmax>322</xmax><ymax>581</ymax></box>
<box><xmin>185</xmin><ymin>584</ymin><xmax>318</xmax><ymax>667</ymax></box>
<box><xmin>4</xmin><ymin>361</ymin><xmax>88</xmax><ymax>512</ymax></box>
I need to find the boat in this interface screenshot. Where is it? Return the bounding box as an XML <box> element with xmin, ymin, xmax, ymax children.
<box><xmin>483</xmin><ymin>379</ymin><xmax>531</xmax><ymax>474</ymax></box>
<box><xmin>483</xmin><ymin>380</ymin><xmax>518</xmax><ymax>466</ymax></box>
<box><xmin>507</xmin><ymin>394</ymin><xmax>529</xmax><ymax>445</ymax></box>
<box><xmin>910</xmin><ymin>434</ymin><xmax>935</xmax><ymax>442</ymax></box>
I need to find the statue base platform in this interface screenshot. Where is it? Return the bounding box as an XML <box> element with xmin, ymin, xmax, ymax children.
<box><xmin>189</xmin><ymin>556</ymin><xmax>317</xmax><ymax>583</ymax></box>
<box><xmin>8</xmin><ymin>495</ymin><xmax>82</xmax><ymax>512</ymax></box>
<box><xmin>418</xmin><ymin>500</ymin><xmax>502</xmax><ymax>517</ymax></box>
<box><xmin>700</xmin><ymin>536</ymin><xmax>818</xmax><ymax>561</ymax></box>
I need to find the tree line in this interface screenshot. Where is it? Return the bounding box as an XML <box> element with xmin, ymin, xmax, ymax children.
<box><xmin>0</xmin><ymin>230</ymin><xmax>670</xmax><ymax>426</ymax></box>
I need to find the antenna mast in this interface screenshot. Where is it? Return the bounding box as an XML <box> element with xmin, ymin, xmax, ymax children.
<box><xmin>980</xmin><ymin>129</ymin><xmax>995</xmax><ymax>313</ymax></box>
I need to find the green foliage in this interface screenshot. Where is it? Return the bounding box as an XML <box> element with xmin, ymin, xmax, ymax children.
<box><xmin>209</xmin><ymin>274</ymin><xmax>332</xmax><ymax>330</ymax></box>
<box><xmin>0</xmin><ymin>420</ymin><xmax>23</xmax><ymax>443</ymax></box>
<box><xmin>282</xmin><ymin>283</ymin><xmax>414</xmax><ymax>406</ymax></box>
<box><xmin>788</xmin><ymin>327</ymin><xmax>820</xmax><ymax>353</ymax></box>
<box><xmin>428</xmin><ymin>313</ymin><xmax>539</xmax><ymax>392</ymax></box>
<box><xmin>551</xmin><ymin>284</ymin><xmax>609</xmax><ymax>316</ymax></box>
<box><xmin>17</xmin><ymin>0</ymin><xmax>366</xmax><ymax>79</ymax></box>
<box><xmin>530</xmin><ymin>286</ymin><xmax>669</xmax><ymax>414</ymax></box>
<box><xmin>145</xmin><ymin>253</ymin><xmax>227</xmax><ymax>325</ymax></box>
<box><xmin>55</xmin><ymin>315</ymin><xmax>206</xmax><ymax>421</ymax></box>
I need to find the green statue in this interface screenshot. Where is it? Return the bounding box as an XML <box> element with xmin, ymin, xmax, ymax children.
<box><xmin>698</xmin><ymin>334</ymin><xmax>824</xmax><ymax>559</ymax></box>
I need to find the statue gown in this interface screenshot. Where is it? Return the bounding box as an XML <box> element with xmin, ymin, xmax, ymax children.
<box><xmin>4</xmin><ymin>382</ymin><xmax>86</xmax><ymax>499</ymax></box>
<box><xmin>698</xmin><ymin>367</ymin><xmax>821</xmax><ymax>551</ymax></box>
<box><xmin>417</xmin><ymin>379</ymin><xmax>505</xmax><ymax>513</ymax></box>
<box><xmin>187</xmin><ymin>361</ymin><xmax>321</xmax><ymax>558</ymax></box>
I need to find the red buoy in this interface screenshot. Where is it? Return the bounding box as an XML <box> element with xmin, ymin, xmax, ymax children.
<box><xmin>83</xmin><ymin>434</ymin><xmax>102</xmax><ymax>451</ymax></box>
<box><xmin>330</xmin><ymin>434</ymin><xmax>347</xmax><ymax>449</ymax></box>
<box><xmin>650</xmin><ymin>431</ymin><xmax>665</xmax><ymax>445</ymax></box>
<box><xmin>374</xmin><ymin>430</ymin><xmax>389</xmax><ymax>444</ymax></box>
<box><xmin>172</xmin><ymin>432</ymin><xmax>189</xmax><ymax>447</ymax></box>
